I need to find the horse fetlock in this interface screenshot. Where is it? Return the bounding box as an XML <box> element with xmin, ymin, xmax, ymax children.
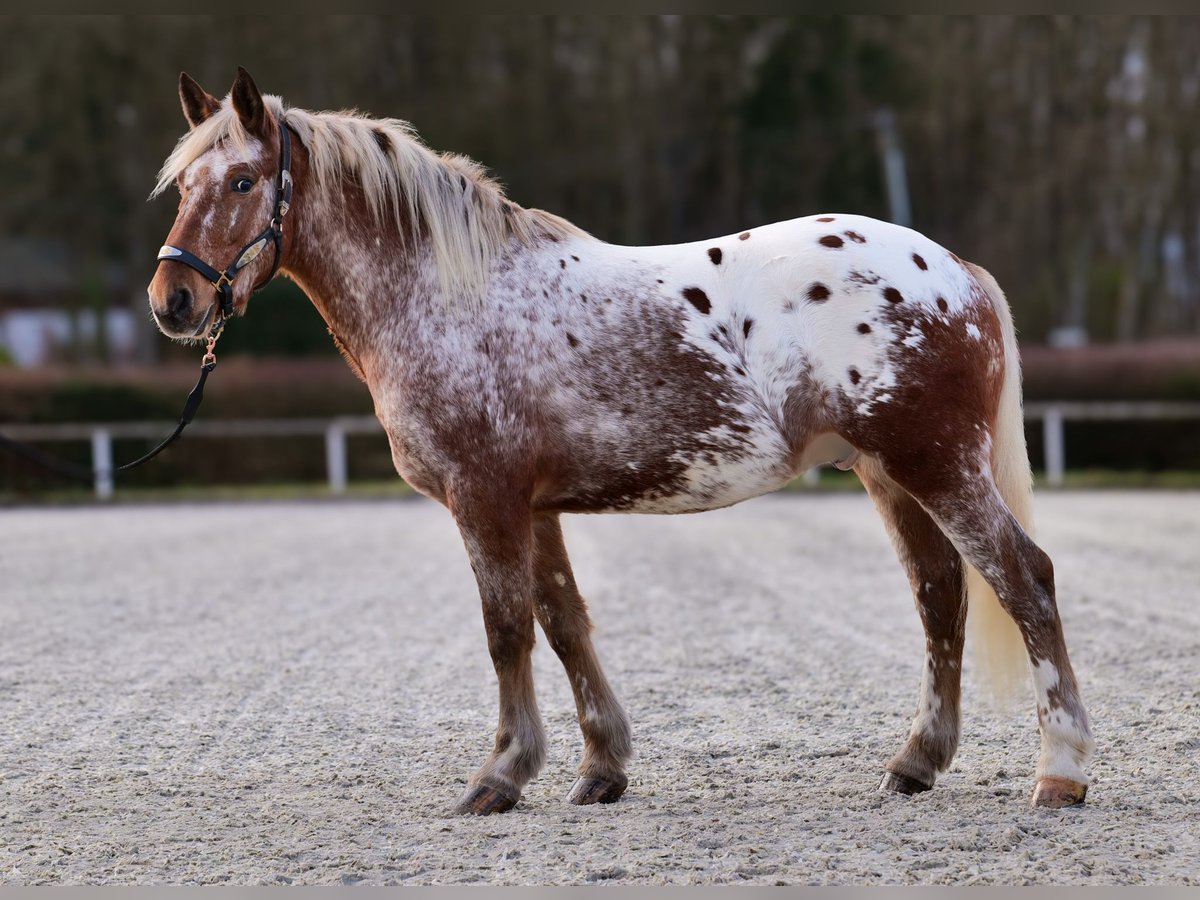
<box><xmin>1036</xmin><ymin>720</ymin><xmax>1093</xmax><ymax>784</ymax></box>
<box><xmin>485</xmin><ymin>730</ymin><xmax>547</xmax><ymax>788</ymax></box>
<box><xmin>883</xmin><ymin>741</ymin><xmax>942</xmax><ymax>793</ymax></box>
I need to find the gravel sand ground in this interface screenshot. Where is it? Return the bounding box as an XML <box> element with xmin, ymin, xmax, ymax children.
<box><xmin>0</xmin><ymin>491</ymin><xmax>1197</xmax><ymax>885</ymax></box>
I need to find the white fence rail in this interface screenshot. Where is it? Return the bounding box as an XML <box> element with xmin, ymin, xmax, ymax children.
<box><xmin>4</xmin><ymin>403</ymin><xmax>1200</xmax><ymax>499</ymax></box>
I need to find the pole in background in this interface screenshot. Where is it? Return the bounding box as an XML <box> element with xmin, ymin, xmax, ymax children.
<box><xmin>871</xmin><ymin>108</ymin><xmax>912</xmax><ymax>229</ymax></box>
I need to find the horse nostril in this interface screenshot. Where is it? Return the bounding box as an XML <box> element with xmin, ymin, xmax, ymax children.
<box><xmin>167</xmin><ymin>286</ymin><xmax>193</xmax><ymax>320</ymax></box>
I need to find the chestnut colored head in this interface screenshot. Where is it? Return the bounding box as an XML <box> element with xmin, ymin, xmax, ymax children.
<box><xmin>148</xmin><ymin>68</ymin><xmax>283</xmax><ymax>339</ymax></box>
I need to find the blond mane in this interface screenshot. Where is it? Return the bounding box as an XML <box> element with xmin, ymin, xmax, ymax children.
<box><xmin>153</xmin><ymin>95</ymin><xmax>589</xmax><ymax>305</ymax></box>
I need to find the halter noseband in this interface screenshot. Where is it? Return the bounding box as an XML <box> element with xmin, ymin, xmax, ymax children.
<box><xmin>157</xmin><ymin>123</ymin><xmax>294</xmax><ymax>328</ymax></box>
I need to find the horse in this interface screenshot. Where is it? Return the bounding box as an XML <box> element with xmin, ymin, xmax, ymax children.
<box><xmin>147</xmin><ymin>68</ymin><xmax>1094</xmax><ymax>815</ymax></box>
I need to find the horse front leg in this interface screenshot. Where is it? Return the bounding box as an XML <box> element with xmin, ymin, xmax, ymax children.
<box><xmin>450</xmin><ymin>490</ymin><xmax>546</xmax><ymax>815</ymax></box>
<box><xmin>531</xmin><ymin>513</ymin><xmax>632</xmax><ymax>804</ymax></box>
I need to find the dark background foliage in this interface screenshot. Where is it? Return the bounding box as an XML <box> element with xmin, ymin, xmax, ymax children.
<box><xmin>4</xmin><ymin>16</ymin><xmax>1200</xmax><ymax>353</ymax></box>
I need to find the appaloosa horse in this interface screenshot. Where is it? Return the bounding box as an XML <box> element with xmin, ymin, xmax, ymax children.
<box><xmin>148</xmin><ymin>69</ymin><xmax>1094</xmax><ymax>815</ymax></box>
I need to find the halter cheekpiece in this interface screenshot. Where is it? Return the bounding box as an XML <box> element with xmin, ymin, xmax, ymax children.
<box><xmin>156</xmin><ymin>123</ymin><xmax>294</xmax><ymax>329</ymax></box>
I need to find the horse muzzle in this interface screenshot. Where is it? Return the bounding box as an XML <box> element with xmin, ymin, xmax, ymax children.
<box><xmin>148</xmin><ymin>278</ymin><xmax>220</xmax><ymax>339</ymax></box>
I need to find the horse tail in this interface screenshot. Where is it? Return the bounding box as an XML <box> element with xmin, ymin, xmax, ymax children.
<box><xmin>962</xmin><ymin>261</ymin><xmax>1032</xmax><ymax>705</ymax></box>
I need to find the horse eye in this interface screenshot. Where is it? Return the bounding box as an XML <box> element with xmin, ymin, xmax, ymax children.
<box><xmin>231</xmin><ymin>176</ymin><xmax>255</xmax><ymax>193</ymax></box>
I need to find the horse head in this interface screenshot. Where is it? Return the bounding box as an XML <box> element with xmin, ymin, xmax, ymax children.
<box><xmin>148</xmin><ymin>68</ymin><xmax>289</xmax><ymax>340</ymax></box>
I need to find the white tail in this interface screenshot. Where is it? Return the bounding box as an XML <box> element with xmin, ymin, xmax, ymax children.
<box><xmin>962</xmin><ymin>262</ymin><xmax>1032</xmax><ymax>705</ymax></box>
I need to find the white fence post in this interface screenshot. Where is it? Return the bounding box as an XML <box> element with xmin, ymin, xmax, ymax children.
<box><xmin>91</xmin><ymin>428</ymin><xmax>114</xmax><ymax>500</ymax></box>
<box><xmin>1043</xmin><ymin>406</ymin><xmax>1065</xmax><ymax>487</ymax></box>
<box><xmin>325</xmin><ymin>422</ymin><xmax>348</xmax><ymax>494</ymax></box>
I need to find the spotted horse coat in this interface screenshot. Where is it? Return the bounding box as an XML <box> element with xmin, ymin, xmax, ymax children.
<box><xmin>148</xmin><ymin>69</ymin><xmax>1094</xmax><ymax>816</ymax></box>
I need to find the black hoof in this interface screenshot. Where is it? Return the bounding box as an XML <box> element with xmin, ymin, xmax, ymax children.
<box><xmin>568</xmin><ymin>774</ymin><xmax>629</xmax><ymax>805</ymax></box>
<box><xmin>454</xmin><ymin>783</ymin><xmax>519</xmax><ymax>815</ymax></box>
<box><xmin>879</xmin><ymin>771</ymin><xmax>932</xmax><ymax>795</ymax></box>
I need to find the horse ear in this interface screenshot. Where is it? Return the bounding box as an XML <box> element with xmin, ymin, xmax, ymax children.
<box><xmin>179</xmin><ymin>72</ymin><xmax>220</xmax><ymax>129</ymax></box>
<box><xmin>231</xmin><ymin>66</ymin><xmax>269</xmax><ymax>137</ymax></box>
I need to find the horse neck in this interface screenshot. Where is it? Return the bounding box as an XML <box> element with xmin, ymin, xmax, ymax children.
<box><xmin>280</xmin><ymin>140</ymin><xmax>431</xmax><ymax>373</ymax></box>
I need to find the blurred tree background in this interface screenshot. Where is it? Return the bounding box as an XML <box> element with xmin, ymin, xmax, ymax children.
<box><xmin>3</xmin><ymin>15</ymin><xmax>1200</xmax><ymax>355</ymax></box>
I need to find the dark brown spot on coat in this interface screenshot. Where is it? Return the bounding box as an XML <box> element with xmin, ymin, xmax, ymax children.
<box><xmin>819</xmin><ymin>235</ymin><xmax>844</xmax><ymax>249</ymax></box>
<box><xmin>912</xmin><ymin>253</ymin><xmax>927</xmax><ymax>270</ymax></box>
<box><xmin>372</xmin><ymin>129</ymin><xmax>391</xmax><ymax>154</ymax></box>
<box><xmin>816</xmin><ymin>216</ymin><xmax>836</xmax><ymax>223</ymax></box>
<box><xmin>738</xmin><ymin>232</ymin><xmax>750</xmax><ymax>241</ymax></box>
<box><xmin>681</xmin><ymin>286</ymin><xmax>711</xmax><ymax>315</ymax></box>
<box><xmin>566</xmin><ymin>333</ymin><xmax>579</xmax><ymax>348</ymax></box>
<box><xmin>845</xmin><ymin>230</ymin><xmax>866</xmax><ymax>243</ymax></box>
<box><xmin>884</xmin><ymin>287</ymin><xmax>904</xmax><ymax>304</ymax></box>
<box><xmin>559</xmin><ymin>259</ymin><xmax>566</xmax><ymax>269</ymax></box>
<box><xmin>936</xmin><ymin>296</ymin><xmax>948</xmax><ymax>312</ymax></box>
<box><xmin>848</xmin><ymin>367</ymin><xmax>862</xmax><ymax>385</ymax></box>
<box><xmin>808</xmin><ymin>283</ymin><xmax>831</xmax><ymax>302</ymax></box>
<box><xmin>742</xmin><ymin>318</ymin><xmax>753</xmax><ymax>339</ymax></box>
<box><xmin>728</xmin><ymin>422</ymin><xmax>752</xmax><ymax>433</ymax></box>
<box><xmin>708</xmin><ymin>247</ymin><xmax>723</xmax><ymax>265</ymax></box>
<box><xmin>571</xmin><ymin>255</ymin><xmax>580</xmax><ymax>262</ymax></box>
<box><xmin>857</xmin><ymin>322</ymin><xmax>871</xmax><ymax>334</ymax></box>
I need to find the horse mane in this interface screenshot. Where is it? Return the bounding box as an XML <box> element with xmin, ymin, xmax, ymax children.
<box><xmin>153</xmin><ymin>95</ymin><xmax>589</xmax><ymax>305</ymax></box>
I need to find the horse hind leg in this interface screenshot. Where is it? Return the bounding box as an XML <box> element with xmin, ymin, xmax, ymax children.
<box><xmin>449</xmin><ymin>489</ymin><xmax>547</xmax><ymax>815</ymax></box>
<box><xmin>532</xmin><ymin>513</ymin><xmax>633</xmax><ymax>804</ymax></box>
<box><xmin>877</xmin><ymin>443</ymin><xmax>1094</xmax><ymax>808</ymax></box>
<box><xmin>857</xmin><ymin>456</ymin><xmax>967</xmax><ymax>794</ymax></box>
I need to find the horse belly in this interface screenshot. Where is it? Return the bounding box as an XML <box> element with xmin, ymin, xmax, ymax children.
<box><xmin>544</xmin><ymin>411</ymin><xmax>798</xmax><ymax>515</ymax></box>
<box><xmin>626</xmin><ymin>439</ymin><xmax>798</xmax><ymax>514</ymax></box>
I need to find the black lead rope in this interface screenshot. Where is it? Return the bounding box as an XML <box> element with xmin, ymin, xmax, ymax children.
<box><xmin>1</xmin><ymin>123</ymin><xmax>295</xmax><ymax>488</ymax></box>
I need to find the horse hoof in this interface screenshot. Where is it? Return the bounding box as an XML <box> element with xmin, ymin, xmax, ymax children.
<box><xmin>879</xmin><ymin>771</ymin><xmax>932</xmax><ymax>795</ymax></box>
<box><xmin>454</xmin><ymin>783</ymin><xmax>519</xmax><ymax>816</ymax></box>
<box><xmin>568</xmin><ymin>774</ymin><xmax>628</xmax><ymax>805</ymax></box>
<box><xmin>1031</xmin><ymin>776</ymin><xmax>1087</xmax><ymax>808</ymax></box>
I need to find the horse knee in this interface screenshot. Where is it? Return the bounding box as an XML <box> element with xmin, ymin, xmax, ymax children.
<box><xmin>484</xmin><ymin>610</ymin><xmax>536</xmax><ymax>665</ymax></box>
